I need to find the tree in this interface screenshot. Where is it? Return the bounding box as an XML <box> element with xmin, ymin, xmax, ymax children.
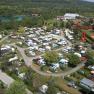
<box><xmin>65</xmin><ymin>20</ymin><xmax>73</xmax><ymax>29</ymax></box>
<box><xmin>43</xmin><ymin>51</ymin><xmax>59</xmax><ymax>65</ymax></box>
<box><xmin>60</xmin><ymin>21</ymin><xmax>64</xmax><ymax>28</ymax></box>
<box><xmin>47</xmin><ymin>78</ymin><xmax>58</xmax><ymax>94</ymax></box>
<box><xmin>5</xmin><ymin>81</ymin><xmax>26</xmax><ymax>94</ymax></box>
<box><xmin>46</xmin><ymin>84</ymin><xmax>57</xmax><ymax>94</ymax></box>
<box><xmin>86</xmin><ymin>51</ymin><xmax>94</xmax><ymax>60</ymax></box>
<box><xmin>21</xmin><ymin>17</ymin><xmax>32</xmax><ymax>27</ymax></box>
<box><xmin>86</xmin><ymin>58</ymin><xmax>94</xmax><ymax>66</ymax></box>
<box><xmin>68</xmin><ymin>53</ymin><xmax>80</xmax><ymax>67</ymax></box>
<box><xmin>85</xmin><ymin>51</ymin><xmax>94</xmax><ymax>66</ymax></box>
<box><xmin>17</xmin><ymin>26</ymin><xmax>25</xmax><ymax>34</ymax></box>
<box><xmin>73</xmin><ymin>27</ymin><xmax>82</xmax><ymax>40</ymax></box>
<box><xmin>24</xmin><ymin>68</ymin><xmax>35</xmax><ymax>86</ymax></box>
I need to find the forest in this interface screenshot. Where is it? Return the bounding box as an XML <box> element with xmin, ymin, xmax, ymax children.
<box><xmin>0</xmin><ymin>0</ymin><xmax>94</xmax><ymax>31</ymax></box>
<box><xmin>0</xmin><ymin>0</ymin><xmax>94</xmax><ymax>16</ymax></box>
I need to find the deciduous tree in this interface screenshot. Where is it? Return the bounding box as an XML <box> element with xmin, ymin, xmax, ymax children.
<box><xmin>5</xmin><ymin>81</ymin><xmax>26</xmax><ymax>94</ymax></box>
<box><xmin>68</xmin><ymin>53</ymin><xmax>80</xmax><ymax>67</ymax></box>
<box><xmin>43</xmin><ymin>51</ymin><xmax>59</xmax><ymax>65</ymax></box>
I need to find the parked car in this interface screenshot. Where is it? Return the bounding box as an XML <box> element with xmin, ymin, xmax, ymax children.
<box><xmin>67</xmin><ymin>81</ymin><xmax>77</xmax><ymax>89</ymax></box>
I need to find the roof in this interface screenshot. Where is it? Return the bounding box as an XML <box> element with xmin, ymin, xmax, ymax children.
<box><xmin>74</xmin><ymin>52</ymin><xmax>81</xmax><ymax>57</ymax></box>
<box><xmin>64</xmin><ymin>13</ymin><xmax>79</xmax><ymax>17</ymax></box>
<box><xmin>59</xmin><ymin>59</ymin><xmax>68</xmax><ymax>63</ymax></box>
<box><xmin>9</xmin><ymin>56</ymin><xmax>18</xmax><ymax>62</ymax></box>
<box><xmin>80</xmin><ymin>78</ymin><xmax>94</xmax><ymax>88</ymax></box>
<box><xmin>0</xmin><ymin>70</ymin><xmax>14</xmax><ymax>87</ymax></box>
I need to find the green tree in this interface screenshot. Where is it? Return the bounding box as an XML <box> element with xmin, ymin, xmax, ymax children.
<box><xmin>24</xmin><ymin>68</ymin><xmax>35</xmax><ymax>86</ymax></box>
<box><xmin>43</xmin><ymin>51</ymin><xmax>59</xmax><ymax>65</ymax></box>
<box><xmin>87</xmin><ymin>59</ymin><xmax>94</xmax><ymax>66</ymax></box>
<box><xmin>5</xmin><ymin>81</ymin><xmax>26</xmax><ymax>94</ymax></box>
<box><xmin>86</xmin><ymin>51</ymin><xmax>94</xmax><ymax>60</ymax></box>
<box><xmin>68</xmin><ymin>53</ymin><xmax>80</xmax><ymax>67</ymax></box>
<box><xmin>73</xmin><ymin>27</ymin><xmax>82</xmax><ymax>40</ymax></box>
<box><xmin>60</xmin><ymin>21</ymin><xmax>64</xmax><ymax>28</ymax></box>
<box><xmin>47</xmin><ymin>78</ymin><xmax>58</xmax><ymax>94</ymax></box>
<box><xmin>17</xmin><ymin>26</ymin><xmax>25</xmax><ymax>34</ymax></box>
<box><xmin>21</xmin><ymin>17</ymin><xmax>32</xmax><ymax>27</ymax></box>
<box><xmin>65</xmin><ymin>20</ymin><xmax>73</xmax><ymax>29</ymax></box>
<box><xmin>46</xmin><ymin>85</ymin><xmax>57</xmax><ymax>94</ymax></box>
<box><xmin>86</xmin><ymin>51</ymin><xmax>94</xmax><ymax>66</ymax></box>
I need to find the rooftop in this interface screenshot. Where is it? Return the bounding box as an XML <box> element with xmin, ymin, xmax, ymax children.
<box><xmin>80</xmin><ymin>78</ymin><xmax>94</xmax><ymax>88</ymax></box>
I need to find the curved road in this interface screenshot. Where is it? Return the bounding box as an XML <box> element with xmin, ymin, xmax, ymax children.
<box><xmin>14</xmin><ymin>45</ymin><xmax>85</xmax><ymax>77</ymax></box>
<box><xmin>0</xmin><ymin>34</ymin><xmax>85</xmax><ymax>77</ymax></box>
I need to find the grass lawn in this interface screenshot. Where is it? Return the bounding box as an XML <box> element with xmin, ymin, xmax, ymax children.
<box><xmin>26</xmin><ymin>72</ymin><xmax>51</xmax><ymax>91</ymax></box>
<box><xmin>70</xmin><ymin>72</ymin><xmax>84</xmax><ymax>82</ymax></box>
<box><xmin>32</xmin><ymin>73</ymin><xmax>50</xmax><ymax>88</ymax></box>
<box><xmin>0</xmin><ymin>89</ymin><xmax>4</xmax><ymax>94</ymax></box>
<box><xmin>55</xmin><ymin>77</ymin><xmax>81</xmax><ymax>94</ymax></box>
<box><xmin>26</xmin><ymin>72</ymin><xmax>81</xmax><ymax>94</ymax></box>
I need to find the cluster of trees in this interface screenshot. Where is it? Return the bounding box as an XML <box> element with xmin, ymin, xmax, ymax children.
<box><xmin>43</xmin><ymin>51</ymin><xmax>59</xmax><ymax>65</ymax></box>
<box><xmin>85</xmin><ymin>51</ymin><xmax>94</xmax><ymax>66</ymax></box>
<box><xmin>68</xmin><ymin>53</ymin><xmax>80</xmax><ymax>67</ymax></box>
<box><xmin>0</xmin><ymin>16</ymin><xmax>45</xmax><ymax>30</ymax></box>
<box><xmin>5</xmin><ymin>78</ymin><xmax>61</xmax><ymax>94</ymax></box>
<box><xmin>0</xmin><ymin>0</ymin><xmax>94</xmax><ymax>32</ymax></box>
<box><xmin>47</xmin><ymin>79</ymin><xmax>59</xmax><ymax>94</ymax></box>
<box><xmin>43</xmin><ymin>51</ymin><xmax>81</xmax><ymax>67</ymax></box>
<box><xmin>5</xmin><ymin>81</ymin><xmax>26</xmax><ymax>94</ymax></box>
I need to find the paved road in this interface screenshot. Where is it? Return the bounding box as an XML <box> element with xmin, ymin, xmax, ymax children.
<box><xmin>14</xmin><ymin>45</ymin><xmax>85</xmax><ymax>77</ymax></box>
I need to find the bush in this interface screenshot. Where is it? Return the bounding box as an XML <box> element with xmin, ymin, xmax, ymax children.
<box><xmin>64</xmin><ymin>76</ymin><xmax>72</xmax><ymax>81</ymax></box>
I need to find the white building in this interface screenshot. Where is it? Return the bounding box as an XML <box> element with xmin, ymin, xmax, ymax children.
<box><xmin>50</xmin><ymin>63</ymin><xmax>59</xmax><ymax>71</ymax></box>
<box><xmin>39</xmin><ymin>85</ymin><xmax>48</xmax><ymax>94</ymax></box>
<box><xmin>59</xmin><ymin>59</ymin><xmax>68</xmax><ymax>68</ymax></box>
<box><xmin>18</xmin><ymin>73</ymin><xmax>25</xmax><ymax>79</ymax></box>
<box><xmin>64</xmin><ymin>13</ymin><xmax>79</xmax><ymax>20</ymax></box>
<box><xmin>9</xmin><ymin>56</ymin><xmax>18</xmax><ymax>62</ymax></box>
<box><xmin>74</xmin><ymin>52</ymin><xmax>81</xmax><ymax>57</ymax></box>
<box><xmin>59</xmin><ymin>59</ymin><xmax>68</xmax><ymax>64</ymax></box>
<box><xmin>64</xmin><ymin>29</ymin><xmax>74</xmax><ymax>40</ymax></box>
<box><xmin>1</xmin><ymin>45</ymin><xmax>15</xmax><ymax>52</ymax></box>
<box><xmin>38</xmin><ymin>59</ymin><xmax>46</xmax><ymax>66</ymax></box>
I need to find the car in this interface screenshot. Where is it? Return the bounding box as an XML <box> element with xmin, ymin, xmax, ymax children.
<box><xmin>67</xmin><ymin>81</ymin><xmax>77</xmax><ymax>89</ymax></box>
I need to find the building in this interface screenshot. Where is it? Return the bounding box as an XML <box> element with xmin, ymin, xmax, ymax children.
<box><xmin>64</xmin><ymin>13</ymin><xmax>79</xmax><ymax>20</ymax></box>
<box><xmin>50</xmin><ymin>63</ymin><xmax>60</xmax><ymax>72</ymax></box>
<box><xmin>57</xmin><ymin>16</ymin><xmax>64</xmax><ymax>20</ymax></box>
<box><xmin>80</xmin><ymin>78</ymin><xmax>94</xmax><ymax>92</ymax></box>
<box><xmin>39</xmin><ymin>85</ymin><xmax>48</xmax><ymax>94</ymax></box>
<box><xmin>9</xmin><ymin>56</ymin><xmax>18</xmax><ymax>62</ymax></box>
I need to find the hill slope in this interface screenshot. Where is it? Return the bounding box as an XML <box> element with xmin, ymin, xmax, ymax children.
<box><xmin>0</xmin><ymin>0</ymin><xmax>94</xmax><ymax>17</ymax></box>
<box><xmin>0</xmin><ymin>0</ymin><xmax>93</xmax><ymax>7</ymax></box>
